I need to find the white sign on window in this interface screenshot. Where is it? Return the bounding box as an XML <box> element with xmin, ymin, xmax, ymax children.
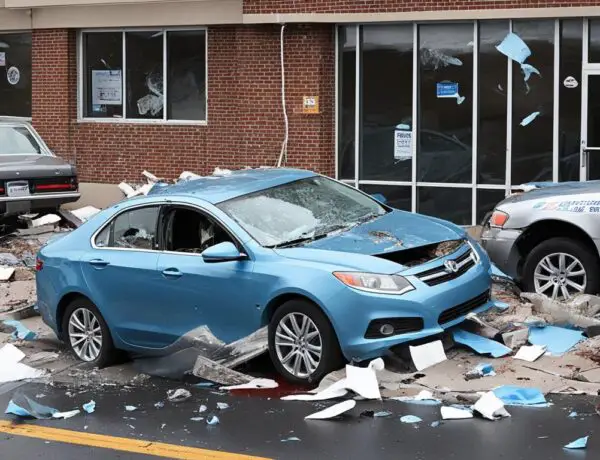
<box><xmin>394</xmin><ymin>129</ymin><xmax>412</xmax><ymax>160</ymax></box>
<box><xmin>92</xmin><ymin>70</ymin><xmax>122</xmax><ymax>105</ymax></box>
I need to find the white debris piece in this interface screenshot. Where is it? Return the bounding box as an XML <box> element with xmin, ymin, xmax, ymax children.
<box><xmin>514</xmin><ymin>345</ymin><xmax>547</xmax><ymax>362</ymax></box>
<box><xmin>31</xmin><ymin>214</ymin><xmax>61</xmax><ymax>227</ymax></box>
<box><xmin>282</xmin><ymin>379</ymin><xmax>348</xmax><ymax>401</ymax></box>
<box><xmin>220</xmin><ymin>378</ymin><xmax>278</xmax><ymax>391</ymax></box>
<box><xmin>409</xmin><ymin>340</ymin><xmax>447</xmax><ymax>371</ymax></box>
<box><xmin>118</xmin><ymin>182</ymin><xmax>137</xmax><ymax>198</ymax></box>
<box><xmin>142</xmin><ymin>170</ymin><xmax>160</xmax><ymax>183</ymax></box>
<box><xmin>473</xmin><ymin>392</ymin><xmax>511</xmax><ymax>421</ymax></box>
<box><xmin>0</xmin><ymin>266</ymin><xmax>15</xmax><ymax>281</ymax></box>
<box><xmin>52</xmin><ymin>410</ymin><xmax>81</xmax><ymax>419</ymax></box>
<box><xmin>344</xmin><ymin>358</ymin><xmax>384</xmax><ymax>400</ymax></box>
<box><xmin>167</xmin><ymin>388</ymin><xmax>191</xmax><ymax>402</ymax></box>
<box><xmin>305</xmin><ymin>400</ymin><xmax>356</xmax><ymax>420</ymax></box>
<box><xmin>0</xmin><ymin>344</ymin><xmax>45</xmax><ymax>384</ymax></box>
<box><xmin>213</xmin><ymin>167</ymin><xmax>232</xmax><ymax>177</ymax></box>
<box><xmin>179</xmin><ymin>171</ymin><xmax>202</xmax><ymax>181</ymax></box>
<box><xmin>71</xmin><ymin>206</ymin><xmax>100</xmax><ymax>223</ymax></box>
<box><xmin>441</xmin><ymin>406</ymin><xmax>474</xmax><ymax>420</ymax></box>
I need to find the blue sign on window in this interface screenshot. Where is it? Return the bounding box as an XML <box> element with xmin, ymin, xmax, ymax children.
<box><xmin>436</xmin><ymin>82</ymin><xmax>459</xmax><ymax>98</ymax></box>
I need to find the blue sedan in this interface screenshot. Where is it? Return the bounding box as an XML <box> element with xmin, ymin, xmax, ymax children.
<box><xmin>36</xmin><ymin>168</ymin><xmax>497</xmax><ymax>383</ymax></box>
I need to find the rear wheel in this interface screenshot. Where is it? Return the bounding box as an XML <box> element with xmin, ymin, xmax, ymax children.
<box><xmin>62</xmin><ymin>298</ymin><xmax>116</xmax><ymax>367</ymax></box>
<box><xmin>268</xmin><ymin>299</ymin><xmax>344</xmax><ymax>384</ymax></box>
<box><xmin>522</xmin><ymin>237</ymin><xmax>600</xmax><ymax>301</ymax></box>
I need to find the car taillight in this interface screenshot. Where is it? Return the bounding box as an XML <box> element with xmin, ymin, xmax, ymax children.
<box><xmin>35</xmin><ymin>258</ymin><xmax>44</xmax><ymax>271</ymax></box>
<box><xmin>490</xmin><ymin>210</ymin><xmax>509</xmax><ymax>228</ymax></box>
<box><xmin>35</xmin><ymin>183</ymin><xmax>74</xmax><ymax>191</ymax></box>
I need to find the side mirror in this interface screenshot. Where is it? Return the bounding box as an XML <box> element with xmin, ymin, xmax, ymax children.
<box><xmin>371</xmin><ymin>193</ymin><xmax>387</xmax><ymax>205</ymax></box>
<box><xmin>201</xmin><ymin>241</ymin><xmax>245</xmax><ymax>262</ymax></box>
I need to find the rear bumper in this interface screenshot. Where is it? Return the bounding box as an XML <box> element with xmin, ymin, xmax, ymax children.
<box><xmin>0</xmin><ymin>192</ymin><xmax>80</xmax><ymax>216</ymax></box>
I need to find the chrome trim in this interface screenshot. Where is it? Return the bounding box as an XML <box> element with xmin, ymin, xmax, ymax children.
<box><xmin>418</xmin><ymin>251</ymin><xmax>475</xmax><ymax>282</ymax></box>
<box><xmin>0</xmin><ymin>192</ymin><xmax>80</xmax><ymax>202</ymax></box>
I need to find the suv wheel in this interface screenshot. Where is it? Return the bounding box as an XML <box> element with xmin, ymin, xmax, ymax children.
<box><xmin>522</xmin><ymin>237</ymin><xmax>600</xmax><ymax>301</ymax></box>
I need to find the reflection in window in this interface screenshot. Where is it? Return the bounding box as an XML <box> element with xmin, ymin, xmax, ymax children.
<box><xmin>511</xmin><ymin>20</ymin><xmax>554</xmax><ymax>184</ymax></box>
<box><xmin>0</xmin><ymin>33</ymin><xmax>31</xmax><ymax>117</ymax></box>
<box><xmin>361</xmin><ymin>25</ymin><xmax>413</xmax><ymax>182</ymax></box>
<box><xmin>83</xmin><ymin>32</ymin><xmax>123</xmax><ymax>118</ymax></box>
<box><xmin>478</xmin><ymin>21</ymin><xmax>509</xmax><ymax>185</ymax></box>
<box><xmin>418</xmin><ymin>187</ymin><xmax>471</xmax><ymax>225</ymax></box>
<box><xmin>559</xmin><ymin>20</ymin><xmax>582</xmax><ymax>181</ymax></box>
<box><xmin>359</xmin><ymin>184</ymin><xmax>411</xmax><ymax>211</ymax></box>
<box><xmin>476</xmin><ymin>189</ymin><xmax>506</xmax><ymax>224</ymax></box>
<box><xmin>126</xmin><ymin>32</ymin><xmax>164</xmax><ymax>119</ymax></box>
<box><xmin>338</xmin><ymin>26</ymin><xmax>356</xmax><ymax>180</ymax></box>
<box><xmin>586</xmin><ymin>75</ymin><xmax>600</xmax><ymax>179</ymax></box>
<box><xmin>589</xmin><ymin>19</ymin><xmax>600</xmax><ymax>63</ymax></box>
<box><xmin>418</xmin><ymin>23</ymin><xmax>473</xmax><ymax>184</ymax></box>
<box><xmin>167</xmin><ymin>31</ymin><xmax>206</xmax><ymax>121</ymax></box>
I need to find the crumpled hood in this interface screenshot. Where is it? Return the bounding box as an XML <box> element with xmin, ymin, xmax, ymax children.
<box><xmin>500</xmin><ymin>181</ymin><xmax>600</xmax><ymax>206</ymax></box>
<box><xmin>300</xmin><ymin>210</ymin><xmax>463</xmax><ymax>255</ymax></box>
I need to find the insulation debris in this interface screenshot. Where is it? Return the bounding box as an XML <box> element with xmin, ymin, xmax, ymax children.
<box><xmin>31</xmin><ymin>214</ymin><xmax>61</xmax><ymax>228</ymax></box>
<box><xmin>493</xmin><ymin>386</ymin><xmax>548</xmax><ymax>407</ymax></box>
<box><xmin>528</xmin><ymin>326</ymin><xmax>583</xmax><ymax>355</ymax></box>
<box><xmin>514</xmin><ymin>345</ymin><xmax>547</xmax><ymax>362</ymax></box>
<box><xmin>3</xmin><ymin>319</ymin><xmax>37</xmax><ymax>341</ymax></box>
<box><xmin>167</xmin><ymin>389</ymin><xmax>191</xmax><ymax>403</ymax></box>
<box><xmin>409</xmin><ymin>340</ymin><xmax>447</xmax><ymax>371</ymax></box>
<box><xmin>564</xmin><ymin>436</ymin><xmax>589</xmax><ymax>450</ymax></box>
<box><xmin>472</xmin><ymin>392</ymin><xmax>510</xmax><ymax>421</ymax></box>
<box><xmin>452</xmin><ymin>329</ymin><xmax>511</xmax><ymax>357</ymax></box>
<box><xmin>305</xmin><ymin>400</ymin><xmax>356</xmax><ymax>420</ymax></box>
<box><xmin>440</xmin><ymin>406</ymin><xmax>473</xmax><ymax>420</ymax></box>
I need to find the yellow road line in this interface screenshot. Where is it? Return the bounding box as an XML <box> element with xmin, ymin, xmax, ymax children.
<box><xmin>0</xmin><ymin>420</ymin><xmax>271</xmax><ymax>460</ymax></box>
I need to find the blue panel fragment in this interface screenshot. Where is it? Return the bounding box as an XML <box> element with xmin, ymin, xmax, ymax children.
<box><xmin>528</xmin><ymin>326</ymin><xmax>583</xmax><ymax>355</ymax></box>
<box><xmin>493</xmin><ymin>386</ymin><xmax>548</xmax><ymax>407</ymax></box>
<box><xmin>452</xmin><ymin>329</ymin><xmax>512</xmax><ymax>357</ymax></box>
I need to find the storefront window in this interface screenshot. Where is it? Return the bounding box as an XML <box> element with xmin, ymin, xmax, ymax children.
<box><xmin>337</xmin><ymin>26</ymin><xmax>356</xmax><ymax>180</ymax></box>
<box><xmin>0</xmin><ymin>33</ymin><xmax>32</xmax><ymax>118</ymax></box>
<box><xmin>359</xmin><ymin>184</ymin><xmax>411</xmax><ymax>211</ymax></box>
<box><xmin>477</xmin><ymin>189</ymin><xmax>506</xmax><ymax>223</ymax></box>
<box><xmin>418</xmin><ymin>23</ymin><xmax>473</xmax><ymax>184</ymax></box>
<box><xmin>81</xmin><ymin>29</ymin><xmax>206</xmax><ymax>121</ymax></box>
<box><xmin>418</xmin><ymin>187</ymin><xmax>471</xmax><ymax>225</ymax></box>
<box><xmin>478</xmin><ymin>21</ymin><xmax>509</xmax><ymax>185</ymax></box>
<box><xmin>511</xmin><ymin>20</ymin><xmax>554</xmax><ymax>184</ymax></box>
<box><xmin>361</xmin><ymin>24</ymin><xmax>413</xmax><ymax>182</ymax></box>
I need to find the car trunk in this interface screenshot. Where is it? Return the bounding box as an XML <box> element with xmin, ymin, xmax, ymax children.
<box><xmin>0</xmin><ymin>155</ymin><xmax>77</xmax><ymax>196</ymax></box>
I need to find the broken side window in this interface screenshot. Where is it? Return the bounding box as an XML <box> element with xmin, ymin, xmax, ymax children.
<box><xmin>83</xmin><ymin>32</ymin><xmax>123</xmax><ymax>118</ymax></box>
<box><xmin>166</xmin><ymin>207</ymin><xmax>233</xmax><ymax>254</ymax></box>
<box><xmin>167</xmin><ymin>30</ymin><xmax>206</xmax><ymax>121</ymax></box>
<box><xmin>126</xmin><ymin>31</ymin><xmax>164</xmax><ymax>120</ymax></box>
<box><xmin>0</xmin><ymin>32</ymin><xmax>32</xmax><ymax>117</ymax></box>
<box><xmin>103</xmin><ymin>206</ymin><xmax>159</xmax><ymax>250</ymax></box>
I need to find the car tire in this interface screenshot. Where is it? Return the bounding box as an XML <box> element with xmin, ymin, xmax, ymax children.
<box><xmin>268</xmin><ymin>299</ymin><xmax>345</xmax><ymax>385</ymax></box>
<box><xmin>522</xmin><ymin>237</ymin><xmax>600</xmax><ymax>300</ymax></box>
<box><xmin>61</xmin><ymin>298</ymin><xmax>116</xmax><ymax>368</ymax></box>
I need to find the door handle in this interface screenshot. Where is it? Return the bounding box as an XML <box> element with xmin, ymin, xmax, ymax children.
<box><xmin>162</xmin><ymin>268</ymin><xmax>182</xmax><ymax>278</ymax></box>
<box><xmin>88</xmin><ymin>259</ymin><xmax>109</xmax><ymax>268</ymax></box>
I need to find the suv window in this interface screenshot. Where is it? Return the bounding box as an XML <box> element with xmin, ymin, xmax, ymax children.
<box><xmin>165</xmin><ymin>207</ymin><xmax>233</xmax><ymax>253</ymax></box>
<box><xmin>95</xmin><ymin>206</ymin><xmax>159</xmax><ymax>250</ymax></box>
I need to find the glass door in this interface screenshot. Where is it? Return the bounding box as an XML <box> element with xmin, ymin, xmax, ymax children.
<box><xmin>581</xmin><ymin>71</ymin><xmax>600</xmax><ymax>180</ymax></box>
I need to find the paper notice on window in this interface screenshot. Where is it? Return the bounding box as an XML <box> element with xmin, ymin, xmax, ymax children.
<box><xmin>394</xmin><ymin>129</ymin><xmax>412</xmax><ymax>161</ymax></box>
<box><xmin>0</xmin><ymin>53</ymin><xmax>5</xmax><ymax>67</ymax></box>
<box><xmin>92</xmin><ymin>70</ymin><xmax>122</xmax><ymax>105</ymax></box>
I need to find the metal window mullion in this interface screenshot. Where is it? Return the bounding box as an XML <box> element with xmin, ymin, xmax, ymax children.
<box><xmin>582</xmin><ymin>19</ymin><xmax>589</xmax><ymax>181</ymax></box>
<box><xmin>506</xmin><ymin>21</ymin><xmax>513</xmax><ymax>195</ymax></box>
<box><xmin>471</xmin><ymin>21</ymin><xmax>479</xmax><ymax>226</ymax></box>
<box><xmin>354</xmin><ymin>25</ymin><xmax>360</xmax><ymax>189</ymax></box>
<box><xmin>122</xmin><ymin>31</ymin><xmax>127</xmax><ymax>120</ymax></box>
<box><xmin>77</xmin><ymin>32</ymin><xmax>83</xmax><ymax>120</ymax></box>
<box><xmin>553</xmin><ymin>19</ymin><xmax>560</xmax><ymax>183</ymax></box>
<box><xmin>334</xmin><ymin>26</ymin><xmax>339</xmax><ymax>180</ymax></box>
<box><xmin>411</xmin><ymin>23</ymin><xmax>418</xmax><ymax>213</ymax></box>
<box><xmin>163</xmin><ymin>30</ymin><xmax>168</xmax><ymax>121</ymax></box>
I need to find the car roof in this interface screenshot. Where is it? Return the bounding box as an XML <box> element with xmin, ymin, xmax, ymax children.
<box><xmin>0</xmin><ymin>117</ymin><xmax>32</xmax><ymax>126</ymax></box>
<box><xmin>155</xmin><ymin>167</ymin><xmax>318</xmax><ymax>204</ymax></box>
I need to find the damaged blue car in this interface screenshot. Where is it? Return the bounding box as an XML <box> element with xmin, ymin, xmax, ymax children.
<box><xmin>36</xmin><ymin>168</ymin><xmax>498</xmax><ymax>383</ymax></box>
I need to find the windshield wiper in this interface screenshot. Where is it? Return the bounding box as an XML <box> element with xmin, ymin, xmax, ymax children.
<box><xmin>356</xmin><ymin>211</ymin><xmax>383</xmax><ymax>225</ymax></box>
<box><xmin>269</xmin><ymin>223</ymin><xmax>350</xmax><ymax>249</ymax></box>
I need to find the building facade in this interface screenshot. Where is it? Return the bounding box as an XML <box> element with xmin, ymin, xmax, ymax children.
<box><xmin>2</xmin><ymin>1</ymin><xmax>600</xmax><ymax>223</ymax></box>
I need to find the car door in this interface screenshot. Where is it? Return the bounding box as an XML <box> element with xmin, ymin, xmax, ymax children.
<box><xmin>153</xmin><ymin>204</ymin><xmax>260</xmax><ymax>347</ymax></box>
<box><xmin>80</xmin><ymin>204</ymin><xmax>165</xmax><ymax>348</ymax></box>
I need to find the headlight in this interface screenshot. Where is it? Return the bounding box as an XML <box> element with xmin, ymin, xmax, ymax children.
<box><xmin>333</xmin><ymin>272</ymin><xmax>414</xmax><ymax>295</ymax></box>
<box><xmin>490</xmin><ymin>210</ymin><xmax>509</xmax><ymax>228</ymax></box>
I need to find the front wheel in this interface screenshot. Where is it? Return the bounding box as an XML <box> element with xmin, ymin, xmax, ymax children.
<box><xmin>522</xmin><ymin>237</ymin><xmax>600</xmax><ymax>301</ymax></box>
<box><xmin>268</xmin><ymin>299</ymin><xmax>344</xmax><ymax>384</ymax></box>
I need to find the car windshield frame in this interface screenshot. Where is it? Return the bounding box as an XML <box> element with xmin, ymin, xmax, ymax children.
<box><xmin>217</xmin><ymin>176</ymin><xmax>389</xmax><ymax>248</ymax></box>
<box><xmin>0</xmin><ymin>124</ymin><xmax>43</xmax><ymax>156</ymax></box>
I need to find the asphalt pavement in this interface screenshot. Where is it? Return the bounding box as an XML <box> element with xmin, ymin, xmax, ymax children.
<box><xmin>0</xmin><ymin>377</ymin><xmax>598</xmax><ymax>460</ymax></box>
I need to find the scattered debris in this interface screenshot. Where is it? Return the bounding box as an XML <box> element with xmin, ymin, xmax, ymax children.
<box><xmin>472</xmin><ymin>392</ymin><xmax>511</xmax><ymax>421</ymax></box>
<box><xmin>373</xmin><ymin>411</ymin><xmax>393</xmax><ymax>418</ymax></box>
<box><xmin>82</xmin><ymin>401</ymin><xmax>96</xmax><ymax>414</ymax></box>
<box><xmin>305</xmin><ymin>400</ymin><xmax>356</xmax><ymax>420</ymax></box>
<box><xmin>400</xmin><ymin>415</ymin><xmax>422</xmax><ymax>424</ymax></box>
<box><xmin>31</xmin><ymin>214</ymin><xmax>61</xmax><ymax>228</ymax></box>
<box><xmin>528</xmin><ymin>326</ymin><xmax>583</xmax><ymax>355</ymax></box>
<box><xmin>493</xmin><ymin>386</ymin><xmax>548</xmax><ymax>407</ymax></box>
<box><xmin>514</xmin><ymin>345</ymin><xmax>547</xmax><ymax>362</ymax></box>
<box><xmin>5</xmin><ymin>393</ymin><xmax>58</xmax><ymax>419</ymax></box>
<box><xmin>441</xmin><ymin>406</ymin><xmax>473</xmax><ymax>420</ymax></box>
<box><xmin>206</xmin><ymin>415</ymin><xmax>220</xmax><ymax>426</ymax></box>
<box><xmin>281</xmin><ymin>436</ymin><xmax>301</xmax><ymax>442</ymax></box>
<box><xmin>190</xmin><ymin>417</ymin><xmax>204</xmax><ymax>422</ymax></box>
<box><xmin>564</xmin><ymin>436</ymin><xmax>589</xmax><ymax>450</ymax></box>
<box><xmin>390</xmin><ymin>390</ymin><xmax>441</xmax><ymax>405</ymax></box>
<box><xmin>0</xmin><ymin>253</ymin><xmax>19</xmax><ymax>266</ymax></box>
<box><xmin>452</xmin><ymin>329</ymin><xmax>511</xmax><ymax>357</ymax></box>
<box><xmin>430</xmin><ymin>421</ymin><xmax>441</xmax><ymax>427</ymax></box>
<box><xmin>3</xmin><ymin>319</ymin><xmax>37</xmax><ymax>340</ymax></box>
<box><xmin>52</xmin><ymin>409</ymin><xmax>80</xmax><ymax>419</ymax></box>
<box><xmin>465</xmin><ymin>363</ymin><xmax>496</xmax><ymax>380</ymax></box>
<box><xmin>409</xmin><ymin>340</ymin><xmax>447</xmax><ymax>371</ymax></box>
<box><xmin>213</xmin><ymin>167</ymin><xmax>232</xmax><ymax>177</ymax></box>
<box><xmin>344</xmin><ymin>358</ymin><xmax>384</xmax><ymax>400</ymax></box>
<box><xmin>502</xmin><ymin>329</ymin><xmax>529</xmax><ymax>349</ymax></box>
<box><xmin>167</xmin><ymin>389</ymin><xmax>191</xmax><ymax>403</ymax></box>
<box><xmin>216</xmin><ymin>402</ymin><xmax>229</xmax><ymax>410</ymax></box>
<box><xmin>0</xmin><ymin>267</ymin><xmax>15</xmax><ymax>282</ymax></box>
<box><xmin>219</xmin><ymin>378</ymin><xmax>278</xmax><ymax>391</ymax></box>
<box><xmin>153</xmin><ymin>401</ymin><xmax>164</xmax><ymax>409</ymax></box>
<box><xmin>199</xmin><ymin>405</ymin><xmax>207</xmax><ymax>413</ymax></box>
<box><xmin>568</xmin><ymin>411</ymin><xmax>578</xmax><ymax>418</ymax></box>
<box><xmin>282</xmin><ymin>382</ymin><xmax>347</xmax><ymax>401</ymax></box>
<box><xmin>0</xmin><ymin>344</ymin><xmax>45</xmax><ymax>383</ymax></box>
<box><xmin>125</xmin><ymin>405</ymin><xmax>137</xmax><ymax>412</ymax></box>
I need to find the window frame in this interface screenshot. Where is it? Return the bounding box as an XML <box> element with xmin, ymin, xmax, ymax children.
<box><xmin>77</xmin><ymin>27</ymin><xmax>208</xmax><ymax>125</ymax></box>
<box><xmin>0</xmin><ymin>30</ymin><xmax>33</xmax><ymax>121</ymax></box>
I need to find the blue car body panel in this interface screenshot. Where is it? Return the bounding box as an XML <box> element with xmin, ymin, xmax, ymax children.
<box><xmin>36</xmin><ymin>168</ymin><xmax>496</xmax><ymax>362</ymax></box>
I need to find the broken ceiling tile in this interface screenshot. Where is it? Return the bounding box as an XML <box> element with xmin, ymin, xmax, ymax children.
<box><xmin>216</xmin><ymin>402</ymin><xmax>229</xmax><ymax>410</ymax></box>
<box><xmin>304</xmin><ymin>400</ymin><xmax>356</xmax><ymax>420</ymax></box>
<box><xmin>452</xmin><ymin>328</ymin><xmax>511</xmax><ymax>357</ymax></box>
<box><xmin>563</xmin><ymin>436</ymin><xmax>589</xmax><ymax>450</ymax></box>
<box><xmin>473</xmin><ymin>392</ymin><xmax>511</xmax><ymax>421</ymax></box>
<box><xmin>440</xmin><ymin>406</ymin><xmax>473</xmax><ymax>420</ymax></box>
<box><xmin>2</xmin><ymin>320</ymin><xmax>37</xmax><ymax>341</ymax></box>
<box><xmin>52</xmin><ymin>410</ymin><xmax>81</xmax><ymax>420</ymax></box>
<box><xmin>492</xmin><ymin>386</ymin><xmax>547</xmax><ymax>407</ymax></box>
<box><xmin>390</xmin><ymin>390</ymin><xmax>441</xmax><ymax>405</ymax></box>
<box><xmin>521</xmin><ymin>63</ymin><xmax>540</xmax><ymax>82</ymax></box>
<box><xmin>344</xmin><ymin>358</ymin><xmax>384</xmax><ymax>400</ymax></box>
<box><xmin>528</xmin><ymin>326</ymin><xmax>584</xmax><ymax>355</ymax></box>
<box><xmin>82</xmin><ymin>400</ymin><xmax>96</xmax><ymax>414</ymax></box>
<box><xmin>373</xmin><ymin>410</ymin><xmax>393</xmax><ymax>418</ymax></box>
<box><xmin>400</xmin><ymin>415</ymin><xmax>422</xmax><ymax>424</ymax></box>
<box><xmin>409</xmin><ymin>340</ymin><xmax>447</xmax><ymax>371</ymax></box>
<box><xmin>124</xmin><ymin>405</ymin><xmax>137</xmax><ymax>412</ymax></box>
<box><xmin>520</xmin><ymin>111</ymin><xmax>541</xmax><ymax>127</ymax></box>
<box><xmin>513</xmin><ymin>345</ymin><xmax>547</xmax><ymax>362</ymax></box>
<box><xmin>199</xmin><ymin>405</ymin><xmax>207</xmax><ymax>413</ymax></box>
<box><xmin>206</xmin><ymin>415</ymin><xmax>220</xmax><ymax>426</ymax></box>
<box><xmin>167</xmin><ymin>388</ymin><xmax>191</xmax><ymax>403</ymax></box>
<box><xmin>219</xmin><ymin>378</ymin><xmax>278</xmax><ymax>391</ymax></box>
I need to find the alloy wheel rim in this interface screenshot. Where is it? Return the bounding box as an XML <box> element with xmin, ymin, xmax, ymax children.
<box><xmin>68</xmin><ymin>308</ymin><xmax>103</xmax><ymax>362</ymax></box>
<box><xmin>274</xmin><ymin>313</ymin><xmax>322</xmax><ymax>378</ymax></box>
<box><xmin>533</xmin><ymin>252</ymin><xmax>586</xmax><ymax>301</ymax></box>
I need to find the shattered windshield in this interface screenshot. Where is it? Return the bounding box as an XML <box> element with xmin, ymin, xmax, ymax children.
<box><xmin>0</xmin><ymin>126</ymin><xmax>41</xmax><ymax>155</ymax></box>
<box><xmin>218</xmin><ymin>176</ymin><xmax>387</xmax><ymax>247</ymax></box>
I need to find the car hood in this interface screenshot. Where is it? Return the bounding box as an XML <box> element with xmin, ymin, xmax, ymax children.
<box><xmin>300</xmin><ymin>210</ymin><xmax>463</xmax><ymax>255</ymax></box>
<box><xmin>500</xmin><ymin>181</ymin><xmax>600</xmax><ymax>206</ymax></box>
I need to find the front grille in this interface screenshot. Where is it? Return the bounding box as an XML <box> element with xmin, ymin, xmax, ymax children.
<box><xmin>364</xmin><ymin>317</ymin><xmax>424</xmax><ymax>339</ymax></box>
<box><xmin>438</xmin><ymin>290</ymin><xmax>490</xmax><ymax>325</ymax></box>
<box><xmin>416</xmin><ymin>248</ymin><xmax>476</xmax><ymax>286</ymax></box>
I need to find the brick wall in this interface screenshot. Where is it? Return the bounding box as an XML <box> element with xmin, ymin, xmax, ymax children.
<box><xmin>30</xmin><ymin>24</ymin><xmax>335</xmax><ymax>184</ymax></box>
<box><xmin>244</xmin><ymin>0</ymin><xmax>600</xmax><ymax>14</ymax></box>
